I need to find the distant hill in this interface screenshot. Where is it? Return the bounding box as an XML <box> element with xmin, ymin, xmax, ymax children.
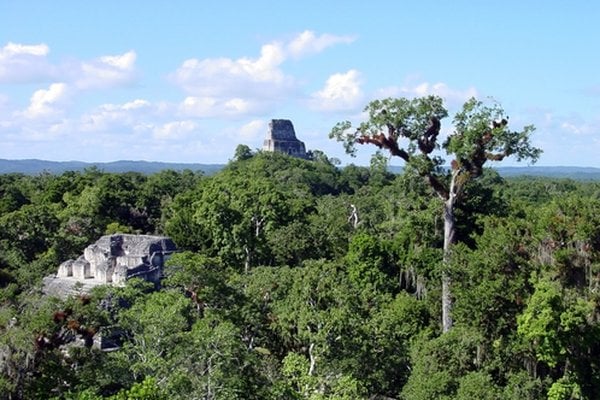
<box><xmin>495</xmin><ymin>166</ymin><xmax>600</xmax><ymax>180</ymax></box>
<box><xmin>0</xmin><ymin>159</ymin><xmax>224</xmax><ymax>175</ymax></box>
<box><xmin>2</xmin><ymin>159</ymin><xmax>600</xmax><ymax>180</ymax></box>
<box><xmin>387</xmin><ymin>165</ymin><xmax>600</xmax><ymax>180</ymax></box>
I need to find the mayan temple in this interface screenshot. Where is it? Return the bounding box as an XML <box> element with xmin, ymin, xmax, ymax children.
<box><xmin>262</xmin><ymin>119</ymin><xmax>307</xmax><ymax>158</ymax></box>
<box><xmin>43</xmin><ymin>234</ymin><xmax>177</xmax><ymax>298</ymax></box>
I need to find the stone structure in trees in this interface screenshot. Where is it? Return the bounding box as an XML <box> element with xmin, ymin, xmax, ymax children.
<box><xmin>262</xmin><ymin>119</ymin><xmax>307</xmax><ymax>158</ymax></box>
<box><xmin>44</xmin><ymin>234</ymin><xmax>176</xmax><ymax>297</ymax></box>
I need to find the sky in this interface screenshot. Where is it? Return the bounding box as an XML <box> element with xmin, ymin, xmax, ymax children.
<box><xmin>1</xmin><ymin>1</ymin><xmax>599</xmax><ymax>167</ymax></box>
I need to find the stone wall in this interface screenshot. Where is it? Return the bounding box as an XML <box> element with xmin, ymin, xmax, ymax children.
<box><xmin>53</xmin><ymin>234</ymin><xmax>176</xmax><ymax>288</ymax></box>
<box><xmin>262</xmin><ymin>119</ymin><xmax>307</xmax><ymax>158</ymax></box>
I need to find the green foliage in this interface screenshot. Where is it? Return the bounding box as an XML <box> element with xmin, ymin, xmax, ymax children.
<box><xmin>401</xmin><ymin>327</ymin><xmax>485</xmax><ymax>400</ymax></box>
<box><xmin>163</xmin><ymin>252</ymin><xmax>240</xmax><ymax>318</ymax></box>
<box><xmin>109</xmin><ymin>377</ymin><xmax>166</xmax><ymax>400</ymax></box>
<box><xmin>517</xmin><ymin>278</ymin><xmax>564</xmax><ymax>367</ymax></box>
<box><xmin>329</xmin><ymin>96</ymin><xmax>448</xmax><ymax>161</ymax></box>
<box><xmin>7</xmin><ymin>145</ymin><xmax>600</xmax><ymax>399</ymax></box>
<box><xmin>451</xmin><ymin>216</ymin><xmax>534</xmax><ymax>337</ymax></box>
<box><xmin>547</xmin><ymin>376</ymin><xmax>583</xmax><ymax>400</ymax></box>
<box><xmin>345</xmin><ymin>233</ymin><xmax>395</xmax><ymax>293</ymax></box>
<box><xmin>233</xmin><ymin>144</ymin><xmax>254</xmax><ymax>161</ymax></box>
<box><xmin>272</xmin><ymin>260</ymin><xmax>362</xmax><ymax>367</ymax></box>
<box><xmin>454</xmin><ymin>371</ymin><xmax>501</xmax><ymax>400</ymax></box>
<box><xmin>281</xmin><ymin>352</ymin><xmax>367</xmax><ymax>399</ymax></box>
<box><xmin>0</xmin><ymin>175</ymin><xmax>29</xmax><ymax>214</ymax></box>
<box><xmin>448</xmin><ymin>97</ymin><xmax>541</xmax><ymax>163</ymax></box>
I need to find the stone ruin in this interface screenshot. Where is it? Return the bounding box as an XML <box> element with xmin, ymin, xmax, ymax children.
<box><xmin>43</xmin><ymin>234</ymin><xmax>176</xmax><ymax>298</ymax></box>
<box><xmin>262</xmin><ymin>119</ymin><xmax>307</xmax><ymax>158</ymax></box>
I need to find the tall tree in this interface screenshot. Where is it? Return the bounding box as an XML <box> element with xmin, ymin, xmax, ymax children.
<box><xmin>330</xmin><ymin>96</ymin><xmax>541</xmax><ymax>332</ymax></box>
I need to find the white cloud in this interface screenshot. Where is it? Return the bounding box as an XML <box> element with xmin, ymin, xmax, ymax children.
<box><xmin>77</xmin><ymin>50</ymin><xmax>137</xmax><ymax>89</ymax></box>
<box><xmin>287</xmin><ymin>30</ymin><xmax>356</xmax><ymax>58</ymax></box>
<box><xmin>100</xmin><ymin>51</ymin><xmax>136</xmax><ymax>70</ymax></box>
<box><xmin>560</xmin><ymin>122</ymin><xmax>587</xmax><ymax>135</ymax></box>
<box><xmin>530</xmin><ymin>110</ymin><xmax>597</xmax><ymax>138</ymax></box>
<box><xmin>122</xmin><ymin>99</ymin><xmax>151</xmax><ymax>110</ymax></box>
<box><xmin>179</xmin><ymin>96</ymin><xmax>269</xmax><ymax>118</ymax></box>
<box><xmin>239</xmin><ymin>119</ymin><xmax>267</xmax><ymax>140</ymax></box>
<box><xmin>153</xmin><ymin>120</ymin><xmax>198</xmax><ymax>140</ymax></box>
<box><xmin>224</xmin><ymin>98</ymin><xmax>253</xmax><ymax>114</ymax></box>
<box><xmin>0</xmin><ymin>32</ymin><xmax>364</xmax><ymax>162</ymax></box>
<box><xmin>2</xmin><ymin>42</ymin><xmax>49</xmax><ymax>57</ymax></box>
<box><xmin>179</xmin><ymin>96</ymin><xmax>218</xmax><ymax>117</ymax></box>
<box><xmin>170</xmin><ymin>30</ymin><xmax>356</xmax><ymax>118</ymax></box>
<box><xmin>310</xmin><ymin>69</ymin><xmax>363</xmax><ymax>112</ymax></box>
<box><xmin>375</xmin><ymin>81</ymin><xmax>478</xmax><ymax>108</ymax></box>
<box><xmin>79</xmin><ymin>98</ymin><xmax>153</xmax><ymax>132</ymax></box>
<box><xmin>24</xmin><ymin>83</ymin><xmax>69</xmax><ymax>119</ymax></box>
<box><xmin>0</xmin><ymin>42</ymin><xmax>138</xmax><ymax>90</ymax></box>
<box><xmin>171</xmin><ymin>30</ymin><xmax>354</xmax><ymax>96</ymax></box>
<box><xmin>556</xmin><ymin>115</ymin><xmax>600</xmax><ymax>138</ymax></box>
<box><xmin>0</xmin><ymin>42</ymin><xmax>55</xmax><ymax>83</ymax></box>
<box><xmin>171</xmin><ymin>43</ymin><xmax>289</xmax><ymax>97</ymax></box>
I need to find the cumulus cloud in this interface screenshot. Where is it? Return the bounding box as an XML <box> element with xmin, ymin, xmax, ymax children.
<box><xmin>171</xmin><ymin>30</ymin><xmax>353</xmax><ymax>96</ymax></box>
<box><xmin>239</xmin><ymin>119</ymin><xmax>267</xmax><ymax>140</ymax></box>
<box><xmin>179</xmin><ymin>96</ymin><xmax>270</xmax><ymax>118</ymax></box>
<box><xmin>77</xmin><ymin>50</ymin><xmax>137</xmax><ymax>89</ymax></box>
<box><xmin>0</xmin><ymin>42</ymin><xmax>55</xmax><ymax>83</ymax></box>
<box><xmin>179</xmin><ymin>96</ymin><xmax>217</xmax><ymax>117</ymax></box>
<box><xmin>310</xmin><ymin>69</ymin><xmax>363</xmax><ymax>112</ymax></box>
<box><xmin>2</xmin><ymin>42</ymin><xmax>50</xmax><ymax>57</ymax></box>
<box><xmin>287</xmin><ymin>30</ymin><xmax>356</xmax><ymax>58</ymax></box>
<box><xmin>23</xmin><ymin>83</ymin><xmax>69</xmax><ymax>119</ymax></box>
<box><xmin>122</xmin><ymin>99</ymin><xmax>151</xmax><ymax>110</ymax></box>
<box><xmin>1</xmin><ymin>32</ymin><xmax>362</xmax><ymax>161</ymax></box>
<box><xmin>153</xmin><ymin>120</ymin><xmax>198</xmax><ymax>140</ymax></box>
<box><xmin>375</xmin><ymin>81</ymin><xmax>478</xmax><ymax>108</ymax></box>
<box><xmin>531</xmin><ymin>110</ymin><xmax>598</xmax><ymax>139</ymax></box>
<box><xmin>170</xmin><ymin>30</ymin><xmax>356</xmax><ymax>118</ymax></box>
<box><xmin>0</xmin><ymin>42</ymin><xmax>138</xmax><ymax>90</ymax></box>
<box><xmin>509</xmin><ymin>108</ymin><xmax>600</xmax><ymax>166</ymax></box>
<box><xmin>561</xmin><ymin>122</ymin><xmax>586</xmax><ymax>135</ymax></box>
<box><xmin>171</xmin><ymin>43</ymin><xmax>289</xmax><ymax>97</ymax></box>
<box><xmin>560</xmin><ymin>119</ymin><xmax>596</xmax><ymax>136</ymax></box>
<box><xmin>80</xmin><ymin>98</ymin><xmax>153</xmax><ymax>132</ymax></box>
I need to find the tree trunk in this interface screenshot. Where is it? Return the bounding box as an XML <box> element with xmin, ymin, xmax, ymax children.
<box><xmin>244</xmin><ymin>246</ymin><xmax>250</xmax><ymax>274</ymax></box>
<box><xmin>442</xmin><ymin>194</ymin><xmax>457</xmax><ymax>333</ymax></box>
<box><xmin>308</xmin><ymin>342</ymin><xmax>316</xmax><ymax>376</ymax></box>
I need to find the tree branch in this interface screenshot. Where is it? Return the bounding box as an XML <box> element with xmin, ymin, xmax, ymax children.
<box><xmin>356</xmin><ymin>117</ymin><xmax>449</xmax><ymax>200</ymax></box>
<box><xmin>357</xmin><ymin>133</ymin><xmax>410</xmax><ymax>161</ymax></box>
<box><xmin>427</xmin><ymin>174</ymin><xmax>449</xmax><ymax>200</ymax></box>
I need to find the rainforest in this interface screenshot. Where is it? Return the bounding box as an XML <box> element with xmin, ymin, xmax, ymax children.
<box><xmin>1</xmin><ymin>97</ymin><xmax>600</xmax><ymax>400</ymax></box>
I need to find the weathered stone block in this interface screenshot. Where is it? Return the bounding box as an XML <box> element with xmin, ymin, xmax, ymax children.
<box><xmin>57</xmin><ymin>260</ymin><xmax>74</xmax><ymax>277</ymax></box>
<box><xmin>43</xmin><ymin>234</ymin><xmax>177</xmax><ymax>298</ymax></box>
<box><xmin>262</xmin><ymin>119</ymin><xmax>307</xmax><ymax>158</ymax></box>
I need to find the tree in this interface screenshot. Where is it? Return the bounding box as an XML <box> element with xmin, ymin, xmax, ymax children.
<box><xmin>232</xmin><ymin>144</ymin><xmax>254</xmax><ymax>161</ymax></box>
<box><xmin>401</xmin><ymin>326</ymin><xmax>486</xmax><ymax>399</ymax></box>
<box><xmin>330</xmin><ymin>96</ymin><xmax>541</xmax><ymax>332</ymax></box>
<box><xmin>271</xmin><ymin>260</ymin><xmax>364</xmax><ymax>387</ymax></box>
<box><xmin>187</xmin><ymin>153</ymin><xmax>321</xmax><ymax>271</ymax></box>
<box><xmin>163</xmin><ymin>252</ymin><xmax>237</xmax><ymax>316</ymax></box>
<box><xmin>117</xmin><ymin>290</ymin><xmax>193</xmax><ymax>381</ymax></box>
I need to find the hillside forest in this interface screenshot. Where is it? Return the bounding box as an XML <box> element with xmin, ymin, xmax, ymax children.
<box><xmin>2</xmin><ymin>96</ymin><xmax>600</xmax><ymax>399</ymax></box>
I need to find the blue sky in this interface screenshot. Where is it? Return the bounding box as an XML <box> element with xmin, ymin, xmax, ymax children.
<box><xmin>1</xmin><ymin>1</ymin><xmax>599</xmax><ymax>166</ymax></box>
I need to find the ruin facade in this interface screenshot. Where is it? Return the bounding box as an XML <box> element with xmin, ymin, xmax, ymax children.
<box><xmin>44</xmin><ymin>234</ymin><xmax>176</xmax><ymax>297</ymax></box>
<box><xmin>262</xmin><ymin>119</ymin><xmax>307</xmax><ymax>158</ymax></box>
